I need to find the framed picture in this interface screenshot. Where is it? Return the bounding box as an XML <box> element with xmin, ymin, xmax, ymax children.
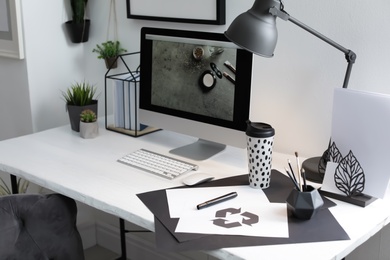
<box><xmin>126</xmin><ymin>0</ymin><xmax>226</xmax><ymax>25</ymax></box>
<box><xmin>0</xmin><ymin>0</ymin><xmax>24</xmax><ymax>59</ymax></box>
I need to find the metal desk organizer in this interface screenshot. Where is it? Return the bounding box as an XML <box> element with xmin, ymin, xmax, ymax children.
<box><xmin>104</xmin><ymin>52</ymin><xmax>159</xmax><ymax>137</ymax></box>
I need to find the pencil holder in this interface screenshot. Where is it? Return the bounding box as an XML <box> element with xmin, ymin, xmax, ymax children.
<box><xmin>286</xmin><ymin>185</ymin><xmax>324</xmax><ymax>220</ymax></box>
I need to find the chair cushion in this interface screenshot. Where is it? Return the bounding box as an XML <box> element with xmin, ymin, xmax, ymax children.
<box><xmin>0</xmin><ymin>193</ymin><xmax>84</xmax><ymax>260</ymax></box>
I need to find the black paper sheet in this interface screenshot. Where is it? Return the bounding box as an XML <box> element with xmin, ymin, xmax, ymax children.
<box><xmin>137</xmin><ymin>170</ymin><xmax>350</xmax><ymax>251</ymax></box>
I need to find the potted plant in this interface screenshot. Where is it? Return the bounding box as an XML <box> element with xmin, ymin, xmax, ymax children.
<box><xmin>61</xmin><ymin>81</ymin><xmax>98</xmax><ymax>132</ymax></box>
<box><xmin>0</xmin><ymin>177</ymin><xmax>29</xmax><ymax>195</ymax></box>
<box><xmin>92</xmin><ymin>40</ymin><xmax>127</xmax><ymax>69</ymax></box>
<box><xmin>65</xmin><ymin>0</ymin><xmax>90</xmax><ymax>43</ymax></box>
<box><xmin>79</xmin><ymin>109</ymin><xmax>99</xmax><ymax>139</ymax></box>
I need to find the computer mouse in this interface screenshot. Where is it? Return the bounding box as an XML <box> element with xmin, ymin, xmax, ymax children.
<box><xmin>182</xmin><ymin>172</ymin><xmax>214</xmax><ymax>186</ymax></box>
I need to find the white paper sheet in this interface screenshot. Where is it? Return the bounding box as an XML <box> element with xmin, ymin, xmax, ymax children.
<box><xmin>322</xmin><ymin>162</ymin><xmax>342</xmax><ymax>195</ymax></box>
<box><xmin>130</xmin><ymin>0</ymin><xmax>216</xmax><ymax>20</ymax></box>
<box><xmin>166</xmin><ymin>186</ymin><xmax>289</xmax><ymax>238</ymax></box>
<box><xmin>321</xmin><ymin>89</ymin><xmax>390</xmax><ymax>199</ymax></box>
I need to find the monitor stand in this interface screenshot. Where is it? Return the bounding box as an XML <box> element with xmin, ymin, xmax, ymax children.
<box><xmin>169</xmin><ymin>139</ymin><xmax>226</xmax><ymax>161</ymax></box>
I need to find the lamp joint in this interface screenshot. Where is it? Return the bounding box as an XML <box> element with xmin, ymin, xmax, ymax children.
<box><xmin>346</xmin><ymin>50</ymin><xmax>357</xmax><ymax>64</ymax></box>
<box><xmin>269</xmin><ymin>6</ymin><xmax>289</xmax><ymax>21</ymax></box>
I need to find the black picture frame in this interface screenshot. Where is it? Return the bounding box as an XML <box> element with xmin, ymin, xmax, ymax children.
<box><xmin>126</xmin><ymin>0</ymin><xmax>226</xmax><ymax>25</ymax></box>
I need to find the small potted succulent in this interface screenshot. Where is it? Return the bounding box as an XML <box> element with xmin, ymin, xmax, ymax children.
<box><xmin>92</xmin><ymin>40</ymin><xmax>127</xmax><ymax>69</ymax></box>
<box><xmin>79</xmin><ymin>109</ymin><xmax>98</xmax><ymax>139</ymax></box>
<box><xmin>61</xmin><ymin>81</ymin><xmax>98</xmax><ymax>132</ymax></box>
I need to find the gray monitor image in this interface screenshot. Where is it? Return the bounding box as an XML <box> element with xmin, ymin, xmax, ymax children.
<box><xmin>140</xmin><ymin>27</ymin><xmax>253</xmax><ymax>160</ymax></box>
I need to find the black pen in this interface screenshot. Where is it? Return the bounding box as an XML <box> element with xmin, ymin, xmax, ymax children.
<box><xmin>196</xmin><ymin>192</ymin><xmax>238</xmax><ymax>210</ymax></box>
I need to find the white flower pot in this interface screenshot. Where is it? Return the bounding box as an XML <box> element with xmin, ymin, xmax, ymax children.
<box><xmin>80</xmin><ymin>121</ymin><xmax>99</xmax><ymax>139</ymax></box>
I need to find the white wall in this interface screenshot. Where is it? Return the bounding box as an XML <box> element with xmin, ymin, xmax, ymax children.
<box><xmin>85</xmin><ymin>0</ymin><xmax>390</xmax><ymax>158</ymax></box>
<box><xmin>251</xmin><ymin>0</ymin><xmax>390</xmax><ymax>157</ymax></box>
<box><xmin>1</xmin><ymin>0</ymin><xmax>389</xmax><ymax>157</ymax></box>
<box><xmin>21</xmin><ymin>0</ymin><xmax>91</xmax><ymax>132</ymax></box>
<box><xmin>0</xmin><ymin>48</ymin><xmax>31</xmax><ymax>140</ymax></box>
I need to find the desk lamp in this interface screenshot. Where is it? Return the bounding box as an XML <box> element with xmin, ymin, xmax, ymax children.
<box><xmin>225</xmin><ymin>0</ymin><xmax>357</xmax><ymax>182</ymax></box>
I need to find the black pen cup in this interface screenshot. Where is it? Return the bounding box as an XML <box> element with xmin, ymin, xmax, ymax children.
<box><xmin>286</xmin><ymin>185</ymin><xmax>324</xmax><ymax>220</ymax></box>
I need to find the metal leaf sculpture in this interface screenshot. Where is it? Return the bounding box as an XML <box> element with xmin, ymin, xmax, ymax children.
<box><xmin>328</xmin><ymin>142</ymin><xmax>343</xmax><ymax>163</ymax></box>
<box><xmin>318</xmin><ymin>142</ymin><xmax>343</xmax><ymax>178</ymax></box>
<box><xmin>334</xmin><ymin>150</ymin><xmax>365</xmax><ymax>196</ymax></box>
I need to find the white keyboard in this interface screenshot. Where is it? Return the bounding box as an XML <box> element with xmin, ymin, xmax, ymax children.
<box><xmin>117</xmin><ymin>149</ymin><xmax>199</xmax><ymax>180</ymax></box>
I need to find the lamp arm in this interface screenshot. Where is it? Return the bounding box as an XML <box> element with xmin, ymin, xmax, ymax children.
<box><xmin>270</xmin><ymin>7</ymin><xmax>356</xmax><ymax>88</ymax></box>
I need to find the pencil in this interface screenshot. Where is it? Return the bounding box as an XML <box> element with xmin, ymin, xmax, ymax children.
<box><xmin>287</xmin><ymin>159</ymin><xmax>298</xmax><ymax>185</ymax></box>
<box><xmin>295</xmin><ymin>152</ymin><xmax>302</xmax><ymax>191</ymax></box>
<box><xmin>285</xmin><ymin>167</ymin><xmax>300</xmax><ymax>191</ymax></box>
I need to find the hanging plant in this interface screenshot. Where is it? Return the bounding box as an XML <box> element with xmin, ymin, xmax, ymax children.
<box><xmin>92</xmin><ymin>41</ymin><xmax>127</xmax><ymax>69</ymax></box>
<box><xmin>65</xmin><ymin>0</ymin><xmax>90</xmax><ymax>43</ymax></box>
<box><xmin>92</xmin><ymin>0</ymin><xmax>127</xmax><ymax>69</ymax></box>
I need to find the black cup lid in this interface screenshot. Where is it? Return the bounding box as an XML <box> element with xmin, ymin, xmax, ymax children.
<box><xmin>246</xmin><ymin>120</ymin><xmax>275</xmax><ymax>138</ymax></box>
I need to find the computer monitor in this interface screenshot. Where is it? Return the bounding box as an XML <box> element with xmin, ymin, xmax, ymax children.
<box><xmin>139</xmin><ymin>27</ymin><xmax>253</xmax><ymax>160</ymax></box>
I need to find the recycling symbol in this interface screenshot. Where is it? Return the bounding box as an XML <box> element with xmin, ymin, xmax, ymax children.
<box><xmin>212</xmin><ymin>208</ymin><xmax>259</xmax><ymax>229</ymax></box>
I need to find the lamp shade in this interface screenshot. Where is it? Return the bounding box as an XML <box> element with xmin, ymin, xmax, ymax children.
<box><xmin>225</xmin><ymin>0</ymin><xmax>280</xmax><ymax>57</ymax></box>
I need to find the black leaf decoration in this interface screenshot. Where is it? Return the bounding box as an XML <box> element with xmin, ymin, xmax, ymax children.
<box><xmin>328</xmin><ymin>142</ymin><xmax>343</xmax><ymax>163</ymax></box>
<box><xmin>334</xmin><ymin>150</ymin><xmax>365</xmax><ymax>196</ymax></box>
<box><xmin>318</xmin><ymin>142</ymin><xmax>343</xmax><ymax>178</ymax></box>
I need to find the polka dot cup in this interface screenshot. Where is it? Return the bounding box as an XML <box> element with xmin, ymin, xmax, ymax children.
<box><xmin>246</xmin><ymin>121</ymin><xmax>275</xmax><ymax>189</ymax></box>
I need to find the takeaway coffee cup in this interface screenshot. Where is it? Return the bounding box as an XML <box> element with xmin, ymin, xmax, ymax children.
<box><xmin>246</xmin><ymin>120</ymin><xmax>275</xmax><ymax>189</ymax></box>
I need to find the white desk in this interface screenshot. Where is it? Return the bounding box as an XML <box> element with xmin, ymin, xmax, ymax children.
<box><xmin>0</xmin><ymin>124</ymin><xmax>389</xmax><ymax>260</ymax></box>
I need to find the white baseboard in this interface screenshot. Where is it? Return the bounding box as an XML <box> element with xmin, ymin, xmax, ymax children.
<box><xmin>94</xmin><ymin>221</ymin><xmax>213</xmax><ymax>260</ymax></box>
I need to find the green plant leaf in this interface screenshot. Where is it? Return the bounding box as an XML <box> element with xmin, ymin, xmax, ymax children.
<box><xmin>19</xmin><ymin>179</ymin><xmax>29</xmax><ymax>193</ymax></box>
<box><xmin>92</xmin><ymin>41</ymin><xmax>127</xmax><ymax>59</ymax></box>
<box><xmin>0</xmin><ymin>176</ymin><xmax>29</xmax><ymax>195</ymax></box>
<box><xmin>80</xmin><ymin>109</ymin><xmax>97</xmax><ymax>122</ymax></box>
<box><xmin>61</xmin><ymin>81</ymin><xmax>98</xmax><ymax>106</ymax></box>
<box><xmin>71</xmin><ymin>0</ymin><xmax>88</xmax><ymax>24</ymax></box>
<box><xmin>0</xmin><ymin>177</ymin><xmax>11</xmax><ymax>194</ymax></box>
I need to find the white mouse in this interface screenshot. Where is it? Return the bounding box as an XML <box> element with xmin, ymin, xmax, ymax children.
<box><xmin>182</xmin><ymin>172</ymin><xmax>214</xmax><ymax>186</ymax></box>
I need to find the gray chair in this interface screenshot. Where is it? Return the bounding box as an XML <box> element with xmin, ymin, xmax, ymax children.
<box><xmin>0</xmin><ymin>193</ymin><xmax>85</xmax><ymax>260</ymax></box>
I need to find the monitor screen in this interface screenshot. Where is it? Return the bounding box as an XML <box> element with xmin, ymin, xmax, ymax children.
<box><xmin>139</xmin><ymin>27</ymin><xmax>253</xmax><ymax>160</ymax></box>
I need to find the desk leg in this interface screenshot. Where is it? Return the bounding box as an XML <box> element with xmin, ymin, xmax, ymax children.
<box><xmin>10</xmin><ymin>174</ymin><xmax>18</xmax><ymax>194</ymax></box>
<box><xmin>116</xmin><ymin>218</ymin><xmax>127</xmax><ymax>260</ymax></box>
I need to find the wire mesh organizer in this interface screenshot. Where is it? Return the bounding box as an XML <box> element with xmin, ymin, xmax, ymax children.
<box><xmin>104</xmin><ymin>52</ymin><xmax>159</xmax><ymax>137</ymax></box>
